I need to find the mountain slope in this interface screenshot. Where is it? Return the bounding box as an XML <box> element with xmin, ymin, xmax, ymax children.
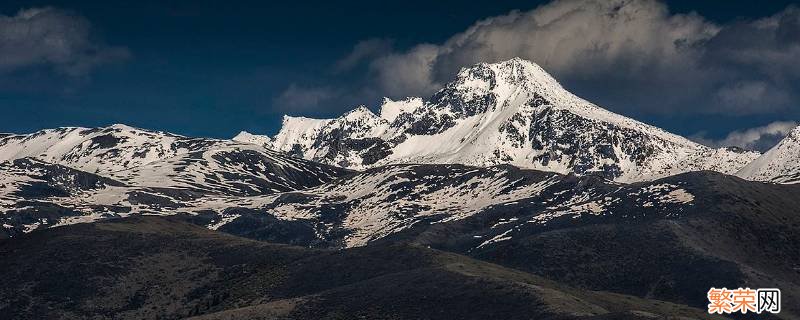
<box><xmin>161</xmin><ymin>166</ymin><xmax>800</xmax><ymax>317</ymax></box>
<box><xmin>0</xmin><ymin>158</ymin><xmax>128</xmax><ymax>237</ymax></box>
<box><xmin>0</xmin><ymin>125</ymin><xmax>352</xmax><ymax>237</ymax></box>
<box><xmin>237</xmin><ymin>58</ymin><xmax>759</xmax><ymax>182</ymax></box>
<box><xmin>383</xmin><ymin>171</ymin><xmax>800</xmax><ymax>316</ymax></box>
<box><xmin>737</xmin><ymin>124</ymin><xmax>800</xmax><ymax>184</ymax></box>
<box><xmin>0</xmin><ymin>216</ymin><xmax>719</xmax><ymax>320</ymax></box>
<box><xmin>0</xmin><ymin>124</ymin><xmax>351</xmax><ymax>194</ymax></box>
<box><xmin>106</xmin><ymin>141</ymin><xmax>351</xmax><ymax>196</ymax></box>
<box><xmin>249</xmin><ymin>164</ymin><xmax>564</xmax><ymax>247</ymax></box>
<box><xmin>0</xmin><ymin>124</ymin><xmax>216</xmax><ymax>174</ymax></box>
<box><xmin>2</xmin><ymin>164</ymin><xmax>797</xmax><ymax>318</ymax></box>
<box><xmin>2</xmin><ymin>124</ymin><xmax>798</xmax><ymax>317</ymax></box>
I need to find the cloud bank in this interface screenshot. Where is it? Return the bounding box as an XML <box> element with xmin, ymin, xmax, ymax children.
<box><xmin>273</xmin><ymin>84</ymin><xmax>339</xmax><ymax>112</ymax></box>
<box><xmin>0</xmin><ymin>7</ymin><xmax>130</xmax><ymax>77</ymax></box>
<box><xmin>281</xmin><ymin>0</ymin><xmax>800</xmax><ymax>121</ymax></box>
<box><xmin>692</xmin><ymin>121</ymin><xmax>798</xmax><ymax>152</ymax></box>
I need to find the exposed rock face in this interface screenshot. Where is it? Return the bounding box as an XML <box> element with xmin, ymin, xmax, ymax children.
<box><xmin>241</xmin><ymin>58</ymin><xmax>759</xmax><ymax>182</ymax></box>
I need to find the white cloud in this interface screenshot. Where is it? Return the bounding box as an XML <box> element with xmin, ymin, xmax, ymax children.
<box><xmin>432</xmin><ymin>0</ymin><xmax>716</xmax><ymax>79</ymax></box>
<box><xmin>368</xmin><ymin>44</ymin><xmax>441</xmax><ymax>98</ymax></box>
<box><xmin>331</xmin><ymin>0</ymin><xmax>800</xmax><ymax>116</ymax></box>
<box><xmin>715</xmin><ymin>81</ymin><xmax>790</xmax><ymax>113</ymax></box>
<box><xmin>692</xmin><ymin>121</ymin><xmax>798</xmax><ymax>151</ymax></box>
<box><xmin>361</xmin><ymin>0</ymin><xmax>721</xmax><ymax>104</ymax></box>
<box><xmin>274</xmin><ymin>0</ymin><xmax>800</xmax><ymax>133</ymax></box>
<box><xmin>703</xmin><ymin>6</ymin><xmax>800</xmax><ymax>80</ymax></box>
<box><xmin>333</xmin><ymin>38</ymin><xmax>393</xmax><ymax>73</ymax></box>
<box><xmin>272</xmin><ymin>84</ymin><xmax>338</xmax><ymax>112</ymax></box>
<box><xmin>0</xmin><ymin>7</ymin><xmax>130</xmax><ymax>76</ymax></box>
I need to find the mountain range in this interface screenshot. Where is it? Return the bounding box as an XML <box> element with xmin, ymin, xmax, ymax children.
<box><xmin>1</xmin><ymin>58</ymin><xmax>799</xmax><ymax>319</ymax></box>
<box><xmin>235</xmin><ymin>58</ymin><xmax>767</xmax><ymax>183</ymax></box>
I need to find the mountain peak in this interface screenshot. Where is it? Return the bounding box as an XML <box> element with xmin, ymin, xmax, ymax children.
<box><xmin>434</xmin><ymin>57</ymin><xmax>582</xmax><ymax>120</ymax></box>
<box><xmin>233</xmin><ymin>130</ymin><xmax>272</xmax><ymax>147</ymax></box>
<box><xmin>475</xmin><ymin>57</ymin><xmax>544</xmax><ymax>71</ymax></box>
<box><xmin>258</xmin><ymin>59</ymin><xmax>758</xmax><ymax>182</ymax></box>
<box><xmin>490</xmin><ymin>57</ymin><xmax>549</xmax><ymax>74</ymax></box>
<box><xmin>455</xmin><ymin>57</ymin><xmax>560</xmax><ymax>92</ymax></box>
<box><xmin>342</xmin><ymin>105</ymin><xmax>378</xmax><ymax>121</ymax></box>
<box><xmin>108</xmin><ymin>123</ymin><xmax>135</xmax><ymax>130</ymax></box>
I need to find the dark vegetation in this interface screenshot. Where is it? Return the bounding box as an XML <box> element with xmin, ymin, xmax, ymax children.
<box><xmin>0</xmin><ymin>216</ymin><xmax>721</xmax><ymax>320</ymax></box>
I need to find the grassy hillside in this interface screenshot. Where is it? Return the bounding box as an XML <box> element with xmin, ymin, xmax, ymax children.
<box><xmin>0</xmin><ymin>216</ymin><xmax>719</xmax><ymax>320</ymax></box>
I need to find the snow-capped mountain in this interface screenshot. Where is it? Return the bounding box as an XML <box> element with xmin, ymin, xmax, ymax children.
<box><xmin>245</xmin><ymin>164</ymin><xmax>703</xmax><ymax>248</ymax></box>
<box><xmin>0</xmin><ymin>153</ymin><xmax>698</xmax><ymax>247</ymax></box>
<box><xmin>0</xmin><ymin>124</ymin><xmax>217</xmax><ymax>174</ymax></box>
<box><xmin>236</xmin><ymin>58</ymin><xmax>759</xmax><ymax>182</ymax></box>
<box><xmin>0</xmin><ymin>122</ymin><xmax>709</xmax><ymax>245</ymax></box>
<box><xmin>737</xmin><ymin>124</ymin><xmax>800</xmax><ymax>184</ymax></box>
<box><xmin>3</xmin><ymin>73</ymin><xmax>799</xmax><ymax>320</ymax></box>
<box><xmin>1</xmin><ymin>122</ymin><xmax>797</xmax><ymax>263</ymax></box>
<box><xmin>0</xmin><ymin>124</ymin><xmax>349</xmax><ymax>191</ymax></box>
<box><xmin>0</xmin><ymin>124</ymin><xmax>354</xmax><ymax>237</ymax></box>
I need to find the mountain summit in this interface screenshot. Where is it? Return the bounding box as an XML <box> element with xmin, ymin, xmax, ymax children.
<box><xmin>237</xmin><ymin>58</ymin><xmax>758</xmax><ymax>182</ymax></box>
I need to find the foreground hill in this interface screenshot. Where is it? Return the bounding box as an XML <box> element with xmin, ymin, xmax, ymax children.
<box><xmin>0</xmin><ymin>216</ymin><xmax>720</xmax><ymax>320</ymax></box>
<box><xmin>385</xmin><ymin>171</ymin><xmax>800</xmax><ymax>317</ymax></box>
<box><xmin>192</xmin><ymin>167</ymin><xmax>799</xmax><ymax>317</ymax></box>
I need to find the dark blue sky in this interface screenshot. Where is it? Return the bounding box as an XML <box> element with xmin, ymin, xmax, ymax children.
<box><xmin>1</xmin><ymin>0</ymin><xmax>798</xmax><ymax>149</ymax></box>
